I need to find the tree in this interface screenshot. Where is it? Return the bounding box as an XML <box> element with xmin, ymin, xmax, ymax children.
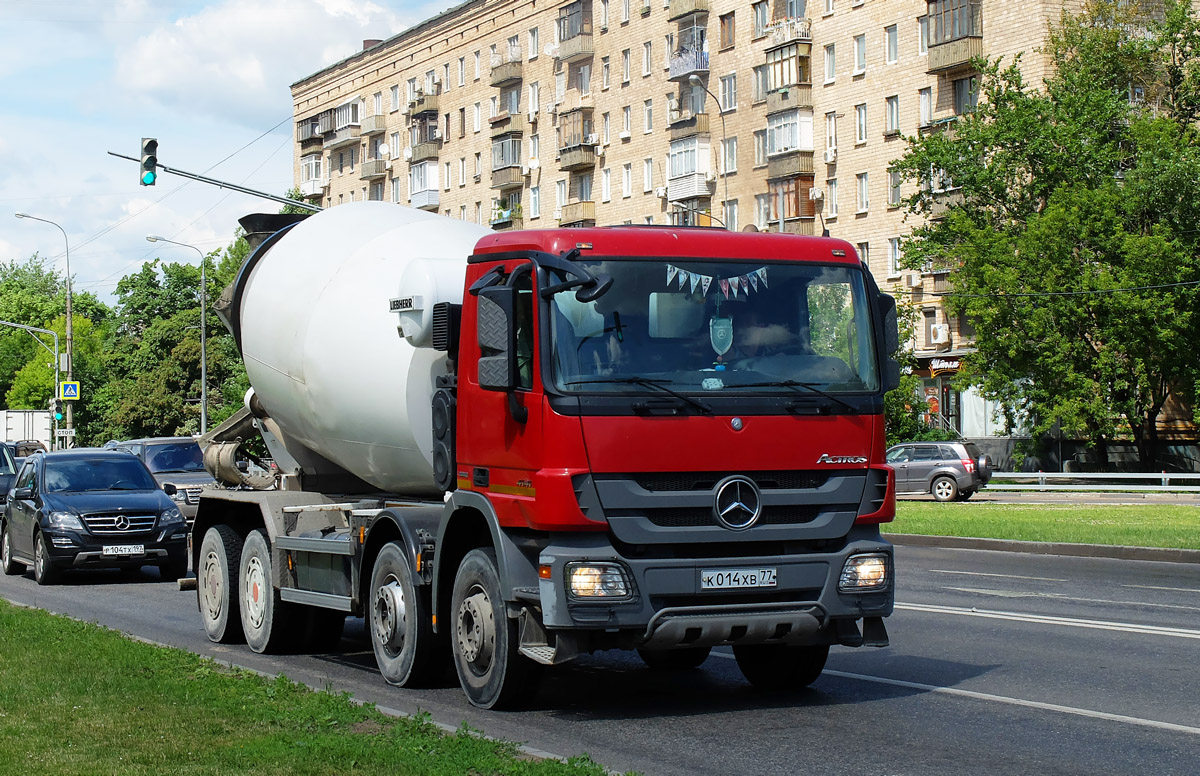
<box><xmin>891</xmin><ymin>0</ymin><xmax>1200</xmax><ymax>468</ymax></box>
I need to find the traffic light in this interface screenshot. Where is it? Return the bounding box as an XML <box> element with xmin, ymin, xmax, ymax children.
<box><xmin>53</xmin><ymin>399</ymin><xmax>64</xmax><ymax>422</ymax></box>
<box><xmin>140</xmin><ymin>137</ymin><xmax>158</xmax><ymax>186</ymax></box>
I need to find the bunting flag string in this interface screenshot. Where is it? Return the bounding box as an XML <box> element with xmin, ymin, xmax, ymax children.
<box><xmin>662</xmin><ymin>265</ymin><xmax>770</xmax><ymax>300</ymax></box>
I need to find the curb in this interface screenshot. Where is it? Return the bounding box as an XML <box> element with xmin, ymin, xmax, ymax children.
<box><xmin>884</xmin><ymin>533</ymin><xmax>1200</xmax><ymax>565</ymax></box>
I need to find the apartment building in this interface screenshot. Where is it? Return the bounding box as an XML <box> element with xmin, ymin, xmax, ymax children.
<box><xmin>291</xmin><ymin>0</ymin><xmax>1066</xmax><ymax>438</ymax></box>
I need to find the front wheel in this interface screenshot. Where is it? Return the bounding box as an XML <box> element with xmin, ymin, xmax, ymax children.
<box><xmin>369</xmin><ymin>542</ymin><xmax>444</xmax><ymax>686</ymax></box>
<box><xmin>33</xmin><ymin>532</ymin><xmax>59</xmax><ymax>586</ymax></box>
<box><xmin>239</xmin><ymin>530</ymin><xmax>294</xmax><ymax>653</ymax></box>
<box><xmin>1</xmin><ymin>522</ymin><xmax>25</xmax><ymax>576</ymax></box>
<box><xmin>734</xmin><ymin>643</ymin><xmax>829</xmax><ymax>690</ymax></box>
<box><xmin>198</xmin><ymin>525</ymin><xmax>243</xmax><ymax>643</ymax></box>
<box><xmin>450</xmin><ymin>548</ymin><xmax>540</xmax><ymax>709</ymax></box>
<box><xmin>931</xmin><ymin>475</ymin><xmax>959</xmax><ymax>502</ymax></box>
<box><xmin>638</xmin><ymin>647</ymin><xmax>711</xmax><ymax>670</ymax></box>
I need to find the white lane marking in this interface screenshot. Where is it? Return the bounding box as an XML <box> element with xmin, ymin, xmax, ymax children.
<box><xmin>710</xmin><ymin>652</ymin><xmax>1200</xmax><ymax>735</ymax></box>
<box><xmin>897</xmin><ymin>602</ymin><xmax>1200</xmax><ymax>639</ymax></box>
<box><xmin>1122</xmin><ymin>584</ymin><xmax>1200</xmax><ymax>594</ymax></box>
<box><xmin>930</xmin><ymin>569</ymin><xmax>1066</xmax><ymax>582</ymax></box>
<box><xmin>941</xmin><ymin>588</ymin><xmax>1200</xmax><ymax>613</ymax></box>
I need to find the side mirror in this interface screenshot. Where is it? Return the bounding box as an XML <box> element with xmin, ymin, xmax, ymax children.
<box><xmin>13</xmin><ymin>487</ymin><xmax>33</xmax><ymax>500</ymax></box>
<box><xmin>236</xmin><ymin>460</ymin><xmax>249</xmax><ymax>473</ymax></box>
<box><xmin>878</xmin><ymin>293</ymin><xmax>899</xmax><ymax>355</ymax></box>
<box><xmin>162</xmin><ymin>483</ymin><xmax>178</xmax><ymax>497</ymax></box>
<box><xmin>476</xmin><ymin>285</ymin><xmax>518</xmax><ymax>392</ymax></box>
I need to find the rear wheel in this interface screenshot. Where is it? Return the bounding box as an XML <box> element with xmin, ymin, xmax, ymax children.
<box><xmin>931</xmin><ymin>475</ymin><xmax>959</xmax><ymax>502</ymax></box>
<box><xmin>369</xmin><ymin>542</ymin><xmax>444</xmax><ymax>686</ymax></box>
<box><xmin>734</xmin><ymin>643</ymin><xmax>829</xmax><ymax>690</ymax></box>
<box><xmin>198</xmin><ymin>525</ymin><xmax>244</xmax><ymax>643</ymax></box>
<box><xmin>33</xmin><ymin>532</ymin><xmax>59</xmax><ymax>586</ymax></box>
<box><xmin>1</xmin><ymin>522</ymin><xmax>25</xmax><ymax>576</ymax></box>
<box><xmin>239</xmin><ymin>530</ymin><xmax>295</xmax><ymax>653</ymax></box>
<box><xmin>450</xmin><ymin>548</ymin><xmax>540</xmax><ymax>709</ymax></box>
<box><xmin>637</xmin><ymin>647</ymin><xmax>711</xmax><ymax>670</ymax></box>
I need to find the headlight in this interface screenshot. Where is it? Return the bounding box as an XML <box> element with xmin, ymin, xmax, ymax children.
<box><xmin>839</xmin><ymin>553</ymin><xmax>890</xmax><ymax>592</ymax></box>
<box><xmin>159</xmin><ymin>507</ymin><xmax>185</xmax><ymax>526</ymax></box>
<box><xmin>169</xmin><ymin>489</ymin><xmax>187</xmax><ymax>503</ymax></box>
<box><xmin>48</xmin><ymin>511</ymin><xmax>84</xmax><ymax>530</ymax></box>
<box><xmin>565</xmin><ymin>562</ymin><xmax>631</xmax><ymax>599</ymax></box>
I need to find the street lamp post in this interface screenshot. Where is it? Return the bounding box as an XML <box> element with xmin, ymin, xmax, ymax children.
<box><xmin>146</xmin><ymin>235</ymin><xmax>208</xmax><ymax>434</ymax></box>
<box><xmin>688</xmin><ymin>74</ymin><xmax>729</xmax><ymax>229</ymax></box>
<box><xmin>15</xmin><ymin>213</ymin><xmax>73</xmax><ymax>447</ymax></box>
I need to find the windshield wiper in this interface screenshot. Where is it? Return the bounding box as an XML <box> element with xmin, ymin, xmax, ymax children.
<box><xmin>565</xmin><ymin>377</ymin><xmax>714</xmax><ymax>414</ymax></box>
<box><xmin>736</xmin><ymin>380</ymin><xmax>859</xmax><ymax>413</ymax></box>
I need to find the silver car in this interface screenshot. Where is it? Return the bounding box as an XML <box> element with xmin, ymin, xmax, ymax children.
<box><xmin>886</xmin><ymin>441</ymin><xmax>992</xmax><ymax>502</ymax></box>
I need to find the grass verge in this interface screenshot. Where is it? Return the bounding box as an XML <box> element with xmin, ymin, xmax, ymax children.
<box><xmin>0</xmin><ymin>601</ymin><xmax>620</xmax><ymax>776</ymax></box>
<box><xmin>887</xmin><ymin>502</ymin><xmax>1200</xmax><ymax>550</ymax></box>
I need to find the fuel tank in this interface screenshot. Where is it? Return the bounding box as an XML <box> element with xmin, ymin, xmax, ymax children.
<box><xmin>228</xmin><ymin>202</ymin><xmax>491</xmax><ymax>495</ymax></box>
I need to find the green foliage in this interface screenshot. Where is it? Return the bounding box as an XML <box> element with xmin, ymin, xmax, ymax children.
<box><xmin>891</xmin><ymin>0</ymin><xmax>1200</xmax><ymax>468</ymax></box>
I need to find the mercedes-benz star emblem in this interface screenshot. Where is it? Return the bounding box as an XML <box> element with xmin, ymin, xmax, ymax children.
<box><xmin>114</xmin><ymin>515</ymin><xmax>130</xmax><ymax>531</ymax></box>
<box><xmin>713</xmin><ymin>475</ymin><xmax>762</xmax><ymax>531</ymax></box>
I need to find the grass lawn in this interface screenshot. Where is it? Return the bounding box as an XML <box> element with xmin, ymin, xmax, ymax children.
<box><xmin>0</xmin><ymin>601</ymin><xmax>620</xmax><ymax>776</ymax></box>
<box><xmin>887</xmin><ymin>502</ymin><xmax>1200</xmax><ymax>550</ymax></box>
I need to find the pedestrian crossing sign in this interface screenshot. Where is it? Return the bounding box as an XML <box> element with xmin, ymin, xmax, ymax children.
<box><xmin>60</xmin><ymin>381</ymin><xmax>80</xmax><ymax>400</ymax></box>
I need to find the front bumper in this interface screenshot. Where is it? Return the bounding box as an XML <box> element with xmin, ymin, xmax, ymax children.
<box><xmin>42</xmin><ymin>526</ymin><xmax>190</xmax><ymax>568</ymax></box>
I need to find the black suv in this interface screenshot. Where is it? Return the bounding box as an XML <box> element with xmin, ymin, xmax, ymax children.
<box><xmin>1</xmin><ymin>450</ymin><xmax>189</xmax><ymax>584</ymax></box>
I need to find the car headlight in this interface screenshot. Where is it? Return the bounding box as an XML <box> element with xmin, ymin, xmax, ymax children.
<box><xmin>159</xmin><ymin>507</ymin><xmax>185</xmax><ymax>526</ymax></box>
<box><xmin>565</xmin><ymin>562</ymin><xmax>632</xmax><ymax>599</ymax></box>
<box><xmin>839</xmin><ymin>553</ymin><xmax>890</xmax><ymax>592</ymax></box>
<box><xmin>48</xmin><ymin>511</ymin><xmax>84</xmax><ymax>530</ymax></box>
<box><xmin>168</xmin><ymin>488</ymin><xmax>187</xmax><ymax>503</ymax></box>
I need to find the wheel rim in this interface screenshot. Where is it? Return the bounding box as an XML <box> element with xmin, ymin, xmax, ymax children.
<box><xmin>243</xmin><ymin>554</ymin><xmax>267</xmax><ymax>630</ymax></box>
<box><xmin>1</xmin><ymin>530</ymin><xmax>9</xmax><ymax>567</ymax></box>
<box><xmin>456</xmin><ymin>586</ymin><xmax>495</xmax><ymax>674</ymax></box>
<box><xmin>201</xmin><ymin>549</ymin><xmax>224</xmax><ymax>621</ymax></box>
<box><xmin>34</xmin><ymin>539</ymin><xmax>44</xmax><ymax>576</ymax></box>
<box><xmin>934</xmin><ymin>480</ymin><xmax>954</xmax><ymax>499</ymax></box>
<box><xmin>372</xmin><ymin>574</ymin><xmax>407</xmax><ymax>658</ymax></box>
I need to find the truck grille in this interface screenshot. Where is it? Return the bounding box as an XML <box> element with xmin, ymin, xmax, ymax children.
<box><xmin>83</xmin><ymin>513</ymin><xmax>157</xmax><ymax>534</ymax></box>
<box><xmin>632</xmin><ymin>470</ymin><xmax>830</xmax><ymax>492</ymax></box>
<box><xmin>183</xmin><ymin>487</ymin><xmax>203</xmax><ymax>505</ymax></box>
<box><xmin>646</xmin><ymin>505</ymin><xmax>820</xmax><ymax>528</ymax></box>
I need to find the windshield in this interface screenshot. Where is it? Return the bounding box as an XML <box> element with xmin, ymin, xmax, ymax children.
<box><xmin>45</xmin><ymin>458</ymin><xmax>159</xmax><ymax>493</ymax></box>
<box><xmin>145</xmin><ymin>442</ymin><xmax>205</xmax><ymax>473</ymax></box>
<box><xmin>549</xmin><ymin>258</ymin><xmax>879</xmax><ymax>394</ymax></box>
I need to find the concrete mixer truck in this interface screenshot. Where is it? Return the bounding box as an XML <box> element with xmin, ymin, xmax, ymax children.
<box><xmin>192</xmin><ymin>201</ymin><xmax>901</xmax><ymax>709</ymax></box>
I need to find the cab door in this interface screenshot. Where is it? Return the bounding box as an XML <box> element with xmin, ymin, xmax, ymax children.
<box><xmin>886</xmin><ymin>446</ymin><xmax>914</xmax><ymax>492</ymax></box>
<box><xmin>908</xmin><ymin>444</ymin><xmax>942</xmax><ymax>493</ymax></box>
<box><xmin>8</xmin><ymin>459</ymin><xmax>38</xmax><ymax>557</ymax></box>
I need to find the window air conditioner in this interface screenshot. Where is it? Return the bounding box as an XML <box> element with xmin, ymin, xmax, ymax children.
<box><xmin>822</xmin><ymin>148</ymin><xmax>837</xmax><ymax>164</ymax></box>
<box><xmin>905</xmin><ymin>273</ymin><xmax>921</xmax><ymax>288</ymax></box>
<box><xmin>527</xmin><ymin>109</ymin><xmax>538</xmax><ymax>123</ymax></box>
<box><xmin>618</xmin><ymin>130</ymin><xmax>631</xmax><ymax>140</ymax></box>
<box><xmin>586</xmin><ymin>133</ymin><xmax>598</xmax><ymax>144</ymax></box>
<box><xmin>930</xmin><ymin>324</ymin><xmax>950</xmax><ymax>345</ymax></box>
<box><xmin>521</xmin><ymin>164</ymin><xmax>530</xmax><ymax>176</ymax></box>
<box><xmin>654</xmin><ymin>186</ymin><xmax>667</xmax><ymax>198</ymax></box>
<box><xmin>553</xmin><ymin>208</ymin><xmax>563</xmax><ymax>219</ymax></box>
<box><xmin>808</xmin><ymin>186</ymin><xmax>824</xmax><ymax>201</ymax></box>
<box><xmin>595</xmin><ymin>144</ymin><xmax>605</xmax><ymax>156</ymax></box>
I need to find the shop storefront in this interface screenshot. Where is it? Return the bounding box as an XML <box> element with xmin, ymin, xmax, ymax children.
<box><xmin>914</xmin><ymin>356</ymin><xmax>963</xmax><ymax>432</ymax></box>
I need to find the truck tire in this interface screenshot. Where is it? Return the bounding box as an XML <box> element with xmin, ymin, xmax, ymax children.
<box><xmin>239</xmin><ymin>530</ymin><xmax>295</xmax><ymax>653</ymax></box>
<box><xmin>369</xmin><ymin>542</ymin><xmax>445</xmax><ymax>686</ymax></box>
<box><xmin>198</xmin><ymin>525</ymin><xmax>244</xmax><ymax>643</ymax></box>
<box><xmin>931</xmin><ymin>475</ymin><xmax>958</xmax><ymax>502</ymax></box>
<box><xmin>450</xmin><ymin>548</ymin><xmax>540</xmax><ymax>709</ymax></box>
<box><xmin>1</xmin><ymin>522</ymin><xmax>25</xmax><ymax>576</ymax></box>
<box><xmin>33</xmin><ymin>532</ymin><xmax>58</xmax><ymax>586</ymax></box>
<box><xmin>637</xmin><ymin>647</ymin><xmax>711</xmax><ymax>670</ymax></box>
<box><xmin>734</xmin><ymin>643</ymin><xmax>829</xmax><ymax>690</ymax></box>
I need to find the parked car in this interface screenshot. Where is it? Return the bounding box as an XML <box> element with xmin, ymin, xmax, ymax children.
<box><xmin>885</xmin><ymin>440</ymin><xmax>993</xmax><ymax>502</ymax></box>
<box><xmin>0</xmin><ymin>449</ymin><xmax>189</xmax><ymax>584</ymax></box>
<box><xmin>0</xmin><ymin>443</ymin><xmax>18</xmax><ymax>520</ymax></box>
<box><xmin>111</xmin><ymin>437</ymin><xmax>215</xmax><ymax>524</ymax></box>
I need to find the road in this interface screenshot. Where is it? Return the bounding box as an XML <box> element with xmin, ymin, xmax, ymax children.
<box><xmin>2</xmin><ymin>545</ymin><xmax>1198</xmax><ymax>775</ymax></box>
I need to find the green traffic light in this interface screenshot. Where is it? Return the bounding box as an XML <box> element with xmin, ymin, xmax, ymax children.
<box><xmin>54</xmin><ymin>412</ymin><xmax>63</xmax><ymax>421</ymax></box>
<box><xmin>142</xmin><ymin>170</ymin><xmax>157</xmax><ymax>185</ymax></box>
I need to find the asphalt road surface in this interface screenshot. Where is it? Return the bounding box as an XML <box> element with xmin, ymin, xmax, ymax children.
<box><xmin>2</xmin><ymin>545</ymin><xmax>1198</xmax><ymax>776</ymax></box>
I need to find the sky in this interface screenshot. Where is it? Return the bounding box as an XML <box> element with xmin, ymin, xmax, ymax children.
<box><xmin>0</xmin><ymin>0</ymin><xmax>453</xmax><ymax>304</ymax></box>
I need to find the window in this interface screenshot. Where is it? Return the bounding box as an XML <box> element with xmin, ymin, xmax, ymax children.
<box><xmin>492</xmin><ymin>136</ymin><xmax>522</xmax><ymax>170</ymax></box>
<box><xmin>753</xmin><ymin>65</ymin><xmax>768</xmax><ymax>102</ymax></box>
<box><xmin>753</xmin><ymin>130</ymin><xmax>767</xmax><ymax>166</ymax></box>
<box><xmin>827</xmin><ymin>177</ymin><xmax>838</xmax><ymax>216</ymax></box>
<box><xmin>530</xmin><ymin>134</ymin><xmax>540</xmax><ymax>161</ymax></box>
<box><xmin>918</xmin><ymin>16</ymin><xmax>929</xmax><ymax>55</ymax></box>
<box><xmin>766</xmin><ymin>44</ymin><xmax>808</xmax><ymax>92</ymax></box>
<box><xmin>531</xmin><ymin>185</ymin><xmax>541</xmax><ymax>217</ymax></box>
<box><xmin>443</xmin><ymin>64</ymin><xmax>451</xmax><ymax>92</ymax></box>
<box><xmin>888</xmin><ymin>170</ymin><xmax>901</xmax><ymax>206</ymax></box>
<box><xmin>578</xmin><ymin>172</ymin><xmax>593</xmax><ymax>202</ymax></box>
<box><xmin>722</xmin><ymin>136</ymin><xmax>738</xmax><ymax>174</ymax></box>
<box><xmin>390</xmin><ymin>84</ymin><xmax>400</xmax><ymax>112</ymax></box>
<box><xmin>644</xmin><ymin>99</ymin><xmax>653</xmax><ymax>132</ymax></box>
<box><xmin>856</xmin><ymin>172</ymin><xmax>869</xmax><ymax>213</ymax></box>
<box><xmin>603</xmin><ymin>112</ymin><xmax>611</xmax><ymax>143</ymax></box>
<box><xmin>622</xmin><ymin>49</ymin><xmax>631</xmax><ymax>82</ymax></box>
<box><xmin>460</xmin><ymin>204</ymin><xmax>467</xmax><ymax>220</ymax></box>
<box><xmin>669</xmin><ymin>137</ymin><xmax>697</xmax><ymax>177</ymax></box>
<box><xmin>885</xmin><ymin>24</ymin><xmax>898</xmax><ymax>64</ymax></box>
<box><xmin>953</xmin><ymin>76</ymin><xmax>978</xmax><ymax>114</ymax></box>
<box><xmin>622</xmin><ymin>0</ymin><xmax>631</xmax><ymax>23</ymax></box>
<box><xmin>458</xmin><ymin>57</ymin><xmax>466</xmax><ymax>86</ymax></box>
<box><xmin>475</xmin><ymin>152</ymin><xmax>482</xmax><ymax>177</ymax></box>
<box><xmin>826</xmin><ymin>111</ymin><xmax>838</xmax><ymax>150</ymax></box>
<box><xmin>391</xmin><ymin>132</ymin><xmax>402</xmax><ymax>159</ymax></box>
<box><xmin>719</xmin><ymin>12</ymin><xmax>735</xmax><ymax>49</ymax></box>
<box><xmin>300</xmin><ymin>153</ymin><xmax>322</xmax><ymax>184</ymax></box>
<box><xmin>622</xmin><ymin>163</ymin><xmax>632</xmax><ymax>197</ymax></box>
<box><xmin>475</xmin><ymin>202</ymin><xmax>482</xmax><ymax>223</ymax></box>
<box><xmin>767</xmin><ymin>110</ymin><xmax>800</xmax><ymax>156</ymax></box>
<box><xmin>824</xmin><ymin>0</ymin><xmax>834</xmax><ymax>14</ymax></box>
<box><xmin>643</xmin><ymin>41</ymin><xmax>652</xmax><ymax>75</ymax></box>
<box><xmin>724</xmin><ymin>200</ymin><xmax>738</xmax><ymax>231</ymax></box>
<box><xmin>530</xmin><ymin>81</ymin><xmax>540</xmax><ymax>113</ymax></box>
<box><xmin>752</xmin><ymin>2</ymin><xmax>768</xmax><ymax>38</ymax></box>
<box><xmin>824</xmin><ymin>44</ymin><xmax>836</xmax><ymax>83</ymax></box>
<box><xmin>601</xmin><ymin>0</ymin><xmax>610</xmax><ymax>28</ymax></box>
<box><xmin>857</xmin><ymin>242</ymin><xmax>870</xmax><ymax>267</ymax></box>
<box><xmin>474</xmin><ymin>50</ymin><xmax>481</xmax><ymax>80</ymax></box>
<box><xmin>853</xmin><ymin>34</ymin><xmax>866</xmax><ymax>74</ymax></box>
<box><xmin>602</xmin><ymin>57</ymin><xmax>610</xmax><ymax>89</ymax></box>
<box><xmin>392</xmin><ymin>177</ymin><xmax>402</xmax><ymax>203</ymax></box>
<box><xmin>444</xmin><ymin>161</ymin><xmax>451</xmax><ymax>190</ymax></box>
<box><xmin>556</xmin><ymin>179</ymin><xmax>567</xmax><ymax>208</ymax></box>
<box><xmin>919</xmin><ymin>87</ymin><xmax>932</xmax><ymax>125</ymax></box>
<box><xmin>503</xmin><ymin>85</ymin><xmax>521</xmax><ymax>115</ymax></box>
<box><xmin>458</xmin><ymin>108</ymin><xmax>466</xmax><ymax>138</ymax></box>
<box><xmin>407</xmin><ymin>77</ymin><xmax>417</xmax><ymax>102</ymax></box>
<box><xmin>755</xmin><ymin>193</ymin><xmax>771</xmax><ymax>228</ymax></box>
<box><xmin>664</xmin><ymin>33</ymin><xmax>674</xmax><ymax>69</ymax></box>
<box><xmin>459</xmin><ymin>157</ymin><xmax>466</xmax><ymax>186</ymax></box>
<box><xmin>769</xmin><ymin>177</ymin><xmax>802</xmax><ymax>221</ymax></box>
<box><xmin>578</xmin><ymin>63</ymin><xmax>592</xmax><ymax>95</ymax></box>
<box><xmin>474</xmin><ymin>103</ymin><xmax>481</xmax><ymax>132</ymax></box>
<box><xmin>888</xmin><ymin>237</ymin><xmax>902</xmax><ymax>276</ymax></box>
<box><xmin>855</xmin><ymin>103</ymin><xmax>867</xmax><ymax>143</ymax></box>
<box><xmin>885</xmin><ymin>95</ymin><xmax>899</xmax><ymax>134</ymax></box>
<box><xmin>719</xmin><ymin>74</ymin><xmax>737</xmax><ymax>111</ymax></box>
<box><xmin>928</xmin><ymin>0</ymin><xmax>982</xmax><ymax>46</ymax></box>
<box><xmin>529</xmin><ymin>27</ymin><xmax>539</xmax><ymax>59</ymax></box>
<box><xmin>623</xmin><ymin>105</ymin><xmax>632</xmax><ymax>133</ymax></box>
<box><xmin>410</xmin><ymin>161</ymin><xmax>434</xmax><ymax>193</ymax></box>
<box><xmin>644</xmin><ymin>158</ymin><xmax>653</xmax><ymax>191</ymax></box>
<box><xmin>602</xmin><ymin>168</ymin><xmax>611</xmax><ymax>201</ymax></box>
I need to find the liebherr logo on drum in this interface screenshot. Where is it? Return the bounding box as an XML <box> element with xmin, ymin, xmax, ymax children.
<box><xmin>817</xmin><ymin>453</ymin><xmax>868</xmax><ymax>464</ymax></box>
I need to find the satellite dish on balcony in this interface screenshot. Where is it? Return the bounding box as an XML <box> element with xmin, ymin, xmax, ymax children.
<box><xmin>379</xmin><ymin>143</ymin><xmax>391</xmax><ymax>158</ymax></box>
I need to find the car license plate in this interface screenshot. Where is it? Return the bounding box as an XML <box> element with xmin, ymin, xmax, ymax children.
<box><xmin>102</xmin><ymin>544</ymin><xmax>144</xmax><ymax>557</ymax></box>
<box><xmin>700</xmin><ymin>567</ymin><xmax>777</xmax><ymax>589</ymax></box>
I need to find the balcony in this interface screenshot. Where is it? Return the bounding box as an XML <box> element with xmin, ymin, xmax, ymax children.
<box><xmin>667</xmin><ymin>172</ymin><xmax>712</xmax><ymax>202</ymax></box>
<box><xmin>297</xmin><ymin>119</ymin><xmax>323</xmax><ymax>143</ymax></box>
<box><xmin>927</xmin><ymin>35</ymin><xmax>983</xmax><ymax>74</ymax></box>
<box><xmin>668</xmin><ymin>111</ymin><xmax>710</xmax><ymax>141</ymax></box>
<box><xmin>409</xmin><ymin>91</ymin><xmax>439</xmax><ymax>116</ymax></box>
<box><xmin>299</xmin><ymin>177</ymin><xmax>328</xmax><ymax>197</ymax></box>
<box><xmin>558</xmin><ymin>33</ymin><xmax>594</xmax><ymax>63</ymax></box>
<box><xmin>410</xmin><ymin>141</ymin><xmax>441</xmax><ymax>164</ymax></box>
<box><xmin>490</xmin><ymin>205</ymin><xmax>524</xmax><ymax>229</ymax></box>
<box><xmin>928</xmin><ymin>189</ymin><xmax>964</xmax><ymax>219</ymax></box>
<box><xmin>669</xmin><ymin>49</ymin><xmax>709</xmax><ymax>81</ymax></box>
<box><xmin>360</xmin><ymin>159</ymin><xmax>388</xmax><ymax>180</ymax></box>
<box><xmin>491</xmin><ymin>165</ymin><xmax>525</xmax><ymax>190</ymax></box>
<box><xmin>771</xmin><ymin>218</ymin><xmax>816</xmax><ymax>236</ymax></box>
<box><xmin>490</xmin><ymin>112</ymin><xmax>527</xmax><ymax>138</ymax></box>
<box><xmin>766</xmin><ymin>150</ymin><xmax>814</xmax><ymax>179</ymax></box>
<box><xmin>765</xmin><ymin>16</ymin><xmax>812</xmax><ymax>46</ymax></box>
<box><xmin>490</xmin><ymin>59</ymin><xmax>523</xmax><ymax>87</ymax></box>
<box><xmin>410</xmin><ymin>189</ymin><xmax>439</xmax><ymax>211</ymax></box>
<box><xmin>560</xmin><ymin>201</ymin><xmax>596</xmax><ymax>226</ymax></box>
<box><xmin>767</xmin><ymin>83</ymin><xmax>812</xmax><ymax>112</ymax></box>
<box><xmin>360</xmin><ymin>114</ymin><xmax>386</xmax><ymax>135</ymax></box>
<box><xmin>324</xmin><ymin>125</ymin><xmax>360</xmax><ymax>150</ymax></box>
<box><xmin>559</xmin><ymin>145</ymin><xmax>596</xmax><ymax>171</ymax></box>
<box><xmin>668</xmin><ymin>0</ymin><xmax>708</xmax><ymax>21</ymax></box>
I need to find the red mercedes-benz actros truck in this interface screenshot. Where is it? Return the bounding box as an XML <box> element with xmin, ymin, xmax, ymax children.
<box><xmin>193</xmin><ymin>201</ymin><xmax>900</xmax><ymax>708</ymax></box>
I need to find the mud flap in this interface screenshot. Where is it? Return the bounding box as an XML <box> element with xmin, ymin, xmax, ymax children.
<box><xmin>517</xmin><ymin>608</ymin><xmax>580</xmax><ymax>665</ymax></box>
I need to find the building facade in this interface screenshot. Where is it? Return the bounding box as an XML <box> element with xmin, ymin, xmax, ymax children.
<box><xmin>291</xmin><ymin>0</ymin><xmax>1069</xmax><ymax>441</ymax></box>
